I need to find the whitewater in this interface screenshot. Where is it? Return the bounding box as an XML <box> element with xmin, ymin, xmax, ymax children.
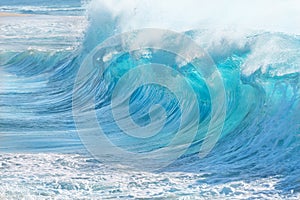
<box><xmin>0</xmin><ymin>0</ymin><xmax>299</xmax><ymax>199</ymax></box>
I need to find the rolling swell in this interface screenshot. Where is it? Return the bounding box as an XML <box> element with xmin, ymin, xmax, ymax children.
<box><xmin>0</xmin><ymin>4</ymin><xmax>300</xmax><ymax>197</ymax></box>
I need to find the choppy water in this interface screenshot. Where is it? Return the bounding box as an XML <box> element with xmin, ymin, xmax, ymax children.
<box><xmin>0</xmin><ymin>0</ymin><xmax>299</xmax><ymax>199</ymax></box>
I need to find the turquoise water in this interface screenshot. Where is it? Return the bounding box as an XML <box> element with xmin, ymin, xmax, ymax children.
<box><xmin>0</xmin><ymin>0</ymin><xmax>299</xmax><ymax>199</ymax></box>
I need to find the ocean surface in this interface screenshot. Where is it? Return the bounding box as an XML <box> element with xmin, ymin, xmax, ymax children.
<box><xmin>0</xmin><ymin>0</ymin><xmax>299</xmax><ymax>199</ymax></box>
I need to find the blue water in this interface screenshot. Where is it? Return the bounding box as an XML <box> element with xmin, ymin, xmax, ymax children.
<box><xmin>0</xmin><ymin>0</ymin><xmax>299</xmax><ymax>199</ymax></box>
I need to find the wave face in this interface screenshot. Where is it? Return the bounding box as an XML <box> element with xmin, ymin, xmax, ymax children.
<box><xmin>0</xmin><ymin>0</ymin><xmax>300</xmax><ymax>198</ymax></box>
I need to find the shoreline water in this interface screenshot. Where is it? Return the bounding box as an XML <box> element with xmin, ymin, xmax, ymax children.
<box><xmin>0</xmin><ymin>12</ymin><xmax>30</xmax><ymax>17</ymax></box>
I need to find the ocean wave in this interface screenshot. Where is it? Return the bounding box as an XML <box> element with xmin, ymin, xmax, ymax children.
<box><xmin>0</xmin><ymin>0</ymin><xmax>299</xmax><ymax>196</ymax></box>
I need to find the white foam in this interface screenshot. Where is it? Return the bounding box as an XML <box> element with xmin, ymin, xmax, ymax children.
<box><xmin>0</xmin><ymin>153</ymin><xmax>299</xmax><ymax>199</ymax></box>
<box><xmin>87</xmin><ymin>0</ymin><xmax>300</xmax><ymax>35</ymax></box>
